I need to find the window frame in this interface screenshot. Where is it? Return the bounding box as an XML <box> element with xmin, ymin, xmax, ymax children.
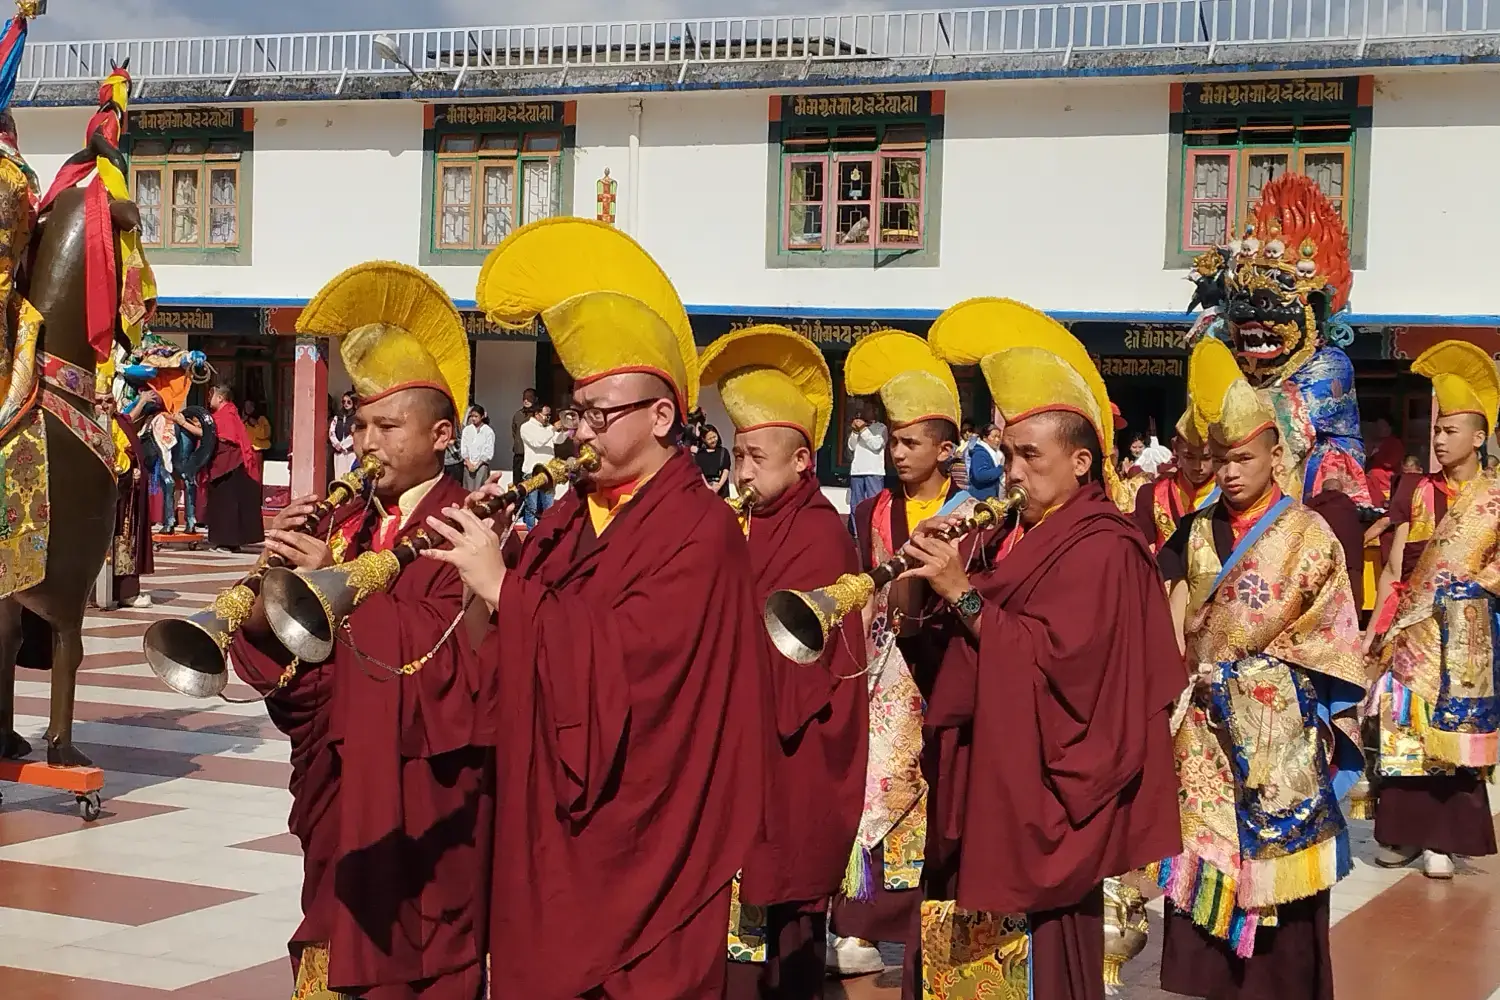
<box><xmin>426</xmin><ymin>118</ymin><xmax>570</xmax><ymax>258</ymax></box>
<box><xmin>1181</xmin><ymin>148</ymin><xmax>1237</xmax><ymax>254</ymax></box>
<box><xmin>1176</xmin><ymin>110</ymin><xmax>1357</xmax><ymax>256</ymax></box>
<box><xmin>777</xmin><ymin>119</ymin><xmax>934</xmax><ymax>255</ymax></box>
<box><xmin>129</xmin><ymin>134</ymin><xmax>245</xmax><ymax>253</ymax></box>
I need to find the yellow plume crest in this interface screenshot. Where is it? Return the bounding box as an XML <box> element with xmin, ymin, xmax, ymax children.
<box><xmin>842</xmin><ymin>329</ymin><xmax>959</xmax><ymax>428</ymax></box>
<box><xmin>699</xmin><ymin>325</ymin><xmax>833</xmax><ymax>450</ymax></box>
<box><xmin>1412</xmin><ymin>339</ymin><xmax>1500</xmax><ymax>434</ymax></box>
<box><xmin>476</xmin><ymin>218</ymin><xmax>697</xmax><ymax>411</ymax></box>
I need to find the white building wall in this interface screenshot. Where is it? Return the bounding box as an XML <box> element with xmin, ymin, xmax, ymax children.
<box><xmin>12</xmin><ymin>67</ymin><xmax>1500</xmax><ymax>320</ymax></box>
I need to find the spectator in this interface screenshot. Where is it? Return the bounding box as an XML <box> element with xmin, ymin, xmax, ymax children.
<box><xmin>519</xmin><ymin>403</ymin><xmax>566</xmax><ymax>527</ymax></box>
<box><xmin>1365</xmin><ymin>417</ymin><xmax>1404</xmax><ymax>506</ymax></box>
<box><xmin>694</xmin><ymin>424</ymin><xmax>732</xmax><ymax>497</ymax></box>
<box><xmin>243</xmin><ymin>399</ymin><xmax>271</xmax><ymax>483</ymax></box>
<box><xmin>968</xmin><ymin>423</ymin><xmax>1005</xmax><ymax>500</ymax></box>
<box><xmin>1487</xmin><ymin>453</ymin><xmax>1498</xmax><ymax>473</ymax></box>
<box><xmin>1119</xmin><ymin>433</ymin><xmax>1147</xmax><ymax>476</ymax></box>
<box><xmin>682</xmin><ymin>406</ymin><xmax>707</xmax><ymax>452</ymax></box>
<box><xmin>461</xmin><ymin>404</ymin><xmax>496</xmax><ymax>491</ymax></box>
<box><xmin>328</xmin><ymin>391</ymin><xmax>357</xmax><ymax>478</ymax></box>
<box><xmin>511</xmin><ymin>387</ymin><xmax>537</xmax><ymax>485</ymax></box>
<box><xmin>950</xmin><ymin>420</ymin><xmax>977</xmax><ymax>491</ymax></box>
<box><xmin>846</xmin><ymin>401</ymin><xmax>888</xmax><ymax>530</ymax></box>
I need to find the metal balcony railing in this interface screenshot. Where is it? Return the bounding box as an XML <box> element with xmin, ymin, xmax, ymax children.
<box><xmin>20</xmin><ymin>0</ymin><xmax>1499</xmax><ymax>89</ymax></box>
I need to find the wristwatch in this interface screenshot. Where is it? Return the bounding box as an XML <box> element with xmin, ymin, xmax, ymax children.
<box><xmin>950</xmin><ymin>587</ymin><xmax>983</xmax><ymax>619</ymax></box>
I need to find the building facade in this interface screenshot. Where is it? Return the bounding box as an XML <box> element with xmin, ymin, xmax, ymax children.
<box><xmin>17</xmin><ymin>5</ymin><xmax>1500</xmax><ymax>489</ymax></box>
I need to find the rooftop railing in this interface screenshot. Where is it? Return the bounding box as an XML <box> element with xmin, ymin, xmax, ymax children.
<box><xmin>20</xmin><ymin>0</ymin><xmax>1499</xmax><ymax>90</ymax></box>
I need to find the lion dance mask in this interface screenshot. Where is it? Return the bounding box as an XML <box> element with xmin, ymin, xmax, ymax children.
<box><xmin>1186</xmin><ymin>172</ymin><xmax>1371</xmax><ymax>505</ymax></box>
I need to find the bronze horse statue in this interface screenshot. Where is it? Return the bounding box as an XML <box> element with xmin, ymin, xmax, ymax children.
<box><xmin>0</xmin><ymin>184</ymin><xmax>139</xmax><ymax>767</ymax></box>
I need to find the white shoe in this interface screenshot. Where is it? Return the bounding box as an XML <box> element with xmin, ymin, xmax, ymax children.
<box><xmin>828</xmin><ymin>936</ymin><xmax>884</xmax><ymax>977</ymax></box>
<box><xmin>1374</xmin><ymin>844</ymin><xmax>1419</xmax><ymax>868</ymax></box>
<box><xmin>1422</xmin><ymin>850</ymin><xmax>1455</xmax><ymax>879</ymax></box>
<box><xmin>127</xmin><ymin>594</ymin><xmax>153</xmax><ymax>608</ymax></box>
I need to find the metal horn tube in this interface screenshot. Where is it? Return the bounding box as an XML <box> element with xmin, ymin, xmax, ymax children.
<box><xmin>763</xmin><ymin>484</ymin><xmax>1028</xmax><ymax>664</ymax></box>
<box><xmin>262</xmin><ymin>445</ymin><xmax>602</xmax><ymax>663</ymax></box>
<box><xmin>143</xmin><ymin>454</ymin><xmax>383</xmax><ymax>698</ymax></box>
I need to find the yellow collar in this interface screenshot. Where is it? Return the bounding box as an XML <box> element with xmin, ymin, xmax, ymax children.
<box><xmin>378</xmin><ymin>475</ymin><xmax>441</xmax><ymax>532</ymax></box>
<box><xmin>586</xmin><ymin>472</ymin><xmax>658</xmax><ymax>536</ymax></box>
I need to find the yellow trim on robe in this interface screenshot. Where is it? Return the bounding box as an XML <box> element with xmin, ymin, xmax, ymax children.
<box><xmin>586</xmin><ymin>472</ymin><xmax>659</xmax><ymax>536</ymax></box>
<box><xmin>378</xmin><ymin>474</ymin><xmax>441</xmax><ymax>534</ymax></box>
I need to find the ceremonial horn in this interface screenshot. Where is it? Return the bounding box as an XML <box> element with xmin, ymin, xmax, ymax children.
<box><xmin>726</xmin><ymin>484</ymin><xmax>761</xmax><ymax>515</ymax></box>
<box><xmin>143</xmin><ymin>455</ymin><xmax>382</xmax><ymax>699</ymax></box>
<box><xmin>763</xmin><ymin>484</ymin><xmax>1027</xmax><ymax>664</ymax></box>
<box><xmin>262</xmin><ymin>446</ymin><xmax>602</xmax><ymax>663</ymax></box>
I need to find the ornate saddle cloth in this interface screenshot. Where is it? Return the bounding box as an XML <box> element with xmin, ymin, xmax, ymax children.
<box><xmin>0</xmin><ymin>300</ymin><xmax>116</xmax><ymax>600</ymax></box>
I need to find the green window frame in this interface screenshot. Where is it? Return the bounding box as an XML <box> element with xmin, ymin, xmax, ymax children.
<box><xmin>422</xmin><ymin>112</ymin><xmax>575</xmax><ymax>264</ymax></box>
<box><xmin>1179</xmin><ymin>111</ymin><xmax>1356</xmax><ymax>256</ymax></box>
<box><xmin>125</xmin><ymin>127</ymin><xmax>253</xmax><ymax>265</ymax></box>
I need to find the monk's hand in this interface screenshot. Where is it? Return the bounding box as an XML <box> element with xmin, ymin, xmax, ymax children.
<box><xmin>263</xmin><ymin>529</ymin><xmax>333</xmax><ymax>571</ymax></box>
<box><xmin>898</xmin><ymin>532</ymin><xmax>969</xmax><ymax>604</ymax></box>
<box><xmin>911</xmin><ymin>512</ymin><xmax>965</xmax><ymax>538</ymax></box>
<box><xmin>423</xmin><ymin>506</ymin><xmax>506</xmax><ymax>613</ymax></box>
<box><xmin>265</xmin><ymin>495</ymin><xmax>323</xmax><ymax>537</ymax></box>
<box><xmin>463</xmin><ymin>473</ymin><xmax>507</xmax><ymax>510</ymax></box>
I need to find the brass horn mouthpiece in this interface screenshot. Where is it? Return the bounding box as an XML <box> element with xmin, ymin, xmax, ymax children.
<box><xmin>144</xmin><ymin>456</ymin><xmax>384</xmax><ymax>698</ymax></box>
<box><xmin>261</xmin><ymin>446</ymin><xmax>602</xmax><ymax>664</ymax></box>
<box><xmin>762</xmin><ymin>484</ymin><xmax>1027</xmax><ymax>664</ymax></box>
<box><xmin>726</xmin><ymin>485</ymin><xmax>761</xmax><ymax>515</ymax></box>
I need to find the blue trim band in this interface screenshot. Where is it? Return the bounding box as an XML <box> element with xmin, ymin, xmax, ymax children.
<box><xmin>153</xmin><ymin>296</ymin><xmax>1500</xmax><ymax>329</ymax></box>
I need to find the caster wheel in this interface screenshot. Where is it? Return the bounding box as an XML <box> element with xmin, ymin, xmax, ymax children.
<box><xmin>78</xmin><ymin>792</ymin><xmax>101</xmax><ymax>822</ymax></box>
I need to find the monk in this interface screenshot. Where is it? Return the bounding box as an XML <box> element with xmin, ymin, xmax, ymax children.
<box><xmin>1155</xmin><ymin>338</ymin><xmax>1364</xmax><ymax>1000</ymax></box>
<box><xmin>230</xmin><ymin>262</ymin><xmax>491</xmax><ymax>1000</ymax></box>
<box><xmin>1366</xmin><ymin>341</ymin><xmax>1500</xmax><ymax>881</ymax></box>
<box><xmin>904</xmin><ymin>298</ymin><xmax>1184</xmax><ymax>1000</ymax></box>
<box><xmin>700</xmin><ymin>326</ymin><xmax>868</xmax><ymax>1000</ymax></box>
<box><xmin>427</xmin><ymin>261</ymin><xmax>767</xmax><ymax>998</ymax></box>
<box><xmin>1131</xmin><ymin>415</ymin><xmax>1218</xmax><ymax>550</ymax></box>
<box><xmin>834</xmin><ymin>331</ymin><xmax>968</xmax><ymax>983</ymax></box>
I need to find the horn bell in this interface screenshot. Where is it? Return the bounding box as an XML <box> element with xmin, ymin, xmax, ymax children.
<box><xmin>142</xmin><ymin>583</ymin><xmax>256</xmax><ymax>699</ymax></box>
<box><xmin>763</xmin><ymin>572</ymin><xmax>876</xmax><ymax>665</ymax></box>
<box><xmin>261</xmin><ymin>550</ymin><xmax>403</xmax><ymax>664</ymax></box>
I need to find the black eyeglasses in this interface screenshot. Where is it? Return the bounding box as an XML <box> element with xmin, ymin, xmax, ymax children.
<box><xmin>578</xmin><ymin>398</ymin><xmax>661</xmax><ymax>431</ymax></box>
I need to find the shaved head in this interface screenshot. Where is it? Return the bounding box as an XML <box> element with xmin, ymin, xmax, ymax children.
<box><xmin>353</xmin><ymin>386</ymin><xmax>457</xmax><ymax>500</ymax></box>
<box><xmin>733</xmin><ymin>424</ymin><xmax>813</xmax><ymax>505</ymax></box>
<box><xmin>914</xmin><ymin>418</ymin><xmax>959</xmax><ymax>447</ymax></box>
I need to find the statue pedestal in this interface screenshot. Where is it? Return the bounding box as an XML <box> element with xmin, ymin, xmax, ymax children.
<box><xmin>0</xmin><ymin>758</ymin><xmax>105</xmax><ymax>821</ymax></box>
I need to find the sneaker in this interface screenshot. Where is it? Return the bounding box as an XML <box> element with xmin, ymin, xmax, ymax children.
<box><xmin>127</xmin><ymin>594</ymin><xmax>153</xmax><ymax>609</ymax></box>
<box><xmin>828</xmin><ymin>936</ymin><xmax>885</xmax><ymax>977</ymax></box>
<box><xmin>1422</xmin><ymin>850</ymin><xmax>1455</xmax><ymax>879</ymax></box>
<box><xmin>1374</xmin><ymin>844</ymin><xmax>1419</xmax><ymax>868</ymax></box>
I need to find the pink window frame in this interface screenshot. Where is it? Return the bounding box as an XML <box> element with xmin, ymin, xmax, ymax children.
<box><xmin>876</xmin><ymin>149</ymin><xmax>925</xmax><ymax>250</ymax></box>
<box><xmin>783</xmin><ymin>154</ymin><xmax>831</xmax><ymax>251</ymax></box>
<box><xmin>831</xmin><ymin>153</ymin><xmax>877</xmax><ymax>249</ymax></box>
<box><xmin>1181</xmin><ymin>148</ymin><xmax>1238</xmax><ymax>253</ymax></box>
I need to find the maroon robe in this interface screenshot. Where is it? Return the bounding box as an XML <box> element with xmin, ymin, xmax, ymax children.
<box><xmin>1305</xmin><ymin>487</ymin><xmax>1365</xmax><ymax>608</ymax></box>
<box><xmin>729</xmin><ymin>472</ymin><xmax>868</xmax><ymax>1000</ymax></box>
<box><xmin>831</xmin><ymin>481</ymin><xmax>963</xmax><ymax>951</ymax></box>
<box><xmin>484</xmin><ymin>450</ymin><xmax>767</xmax><ymax>999</ymax></box>
<box><xmin>919</xmin><ymin>484</ymin><xmax>1183</xmax><ymax>1000</ymax></box>
<box><xmin>229</xmin><ymin>475</ymin><xmax>491</xmax><ymax>999</ymax></box>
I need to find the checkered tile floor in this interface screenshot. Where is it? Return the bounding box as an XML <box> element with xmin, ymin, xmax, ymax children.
<box><xmin>0</xmin><ymin>549</ymin><xmax>1496</xmax><ymax>1000</ymax></box>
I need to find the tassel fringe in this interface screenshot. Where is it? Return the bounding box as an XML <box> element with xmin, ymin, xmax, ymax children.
<box><xmin>1154</xmin><ymin>855</ymin><xmax>1261</xmax><ymax>958</ymax></box>
<box><xmin>842</xmin><ymin>844</ymin><xmax>875</xmax><ymax>902</ymax></box>
<box><xmin>1238</xmin><ymin>828</ymin><xmax>1351</xmax><ymax>910</ymax></box>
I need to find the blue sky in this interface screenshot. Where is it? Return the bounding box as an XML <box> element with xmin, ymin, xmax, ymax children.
<box><xmin>29</xmin><ymin>0</ymin><xmax>949</xmax><ymax>42</ymax></box>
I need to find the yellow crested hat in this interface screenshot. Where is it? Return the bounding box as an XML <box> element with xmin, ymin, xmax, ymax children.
<box><xmin>1174</xmin><ymin>405</ymin><xmax>1206</xmax><ymax>449</ymax></box>
<box><xmin>1188</xmin><ymin>337</ymin><xmax>1277</xmax><ymax>448</ymax></box>
<box><xmin>298</xmin><ymin>261</ymin><xmax>469</xmax><ymax>409</ymax></box>
<box><xmin>843</xmin><ymin>329</ymin><xmax>960</xmax><ymax>429</ymax></box>
<box><xmin>928</xmin><ymin>298</ymin><xmax>1114</xmax><ymax>457</ymax></box>
<box><xmin>1412</xmin><ymin>340</ymin><xmax>1500</xmax><ymax>434</ymax></box>
<box><xmin>476</xmin><ymin>218</ymin><xmax>697</xmax><ymax>414</ymax></box>
<box><xmin>699</xmin><ymin>326</ymin><xmax>833</xmax><ymax>450</ymax></box>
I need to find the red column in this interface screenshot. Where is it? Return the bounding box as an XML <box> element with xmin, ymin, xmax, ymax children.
<box><xmin>291</xmin><ymin>336</ymin><xmax>328</xmax><ymax>496</ymax></box>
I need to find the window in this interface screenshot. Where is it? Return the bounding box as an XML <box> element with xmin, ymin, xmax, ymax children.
<box><xmin>1179</xmin><ymin>114</ymin><xmax>1354</xmax><ymax>253</ymax></box>
<box><xmin>434</xmin><ymin>131</ymin><xmax>562</xmax><ymax>251</ymax></box>
<box><xmin>130</xmin><ymin>138</ymin><xmax>243</xmax><ymax>251</ymax></box>
<box><xmin>780</xmin><ymin>121</ymin><xmax>929</xmax><ymax>252</ymax></box>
